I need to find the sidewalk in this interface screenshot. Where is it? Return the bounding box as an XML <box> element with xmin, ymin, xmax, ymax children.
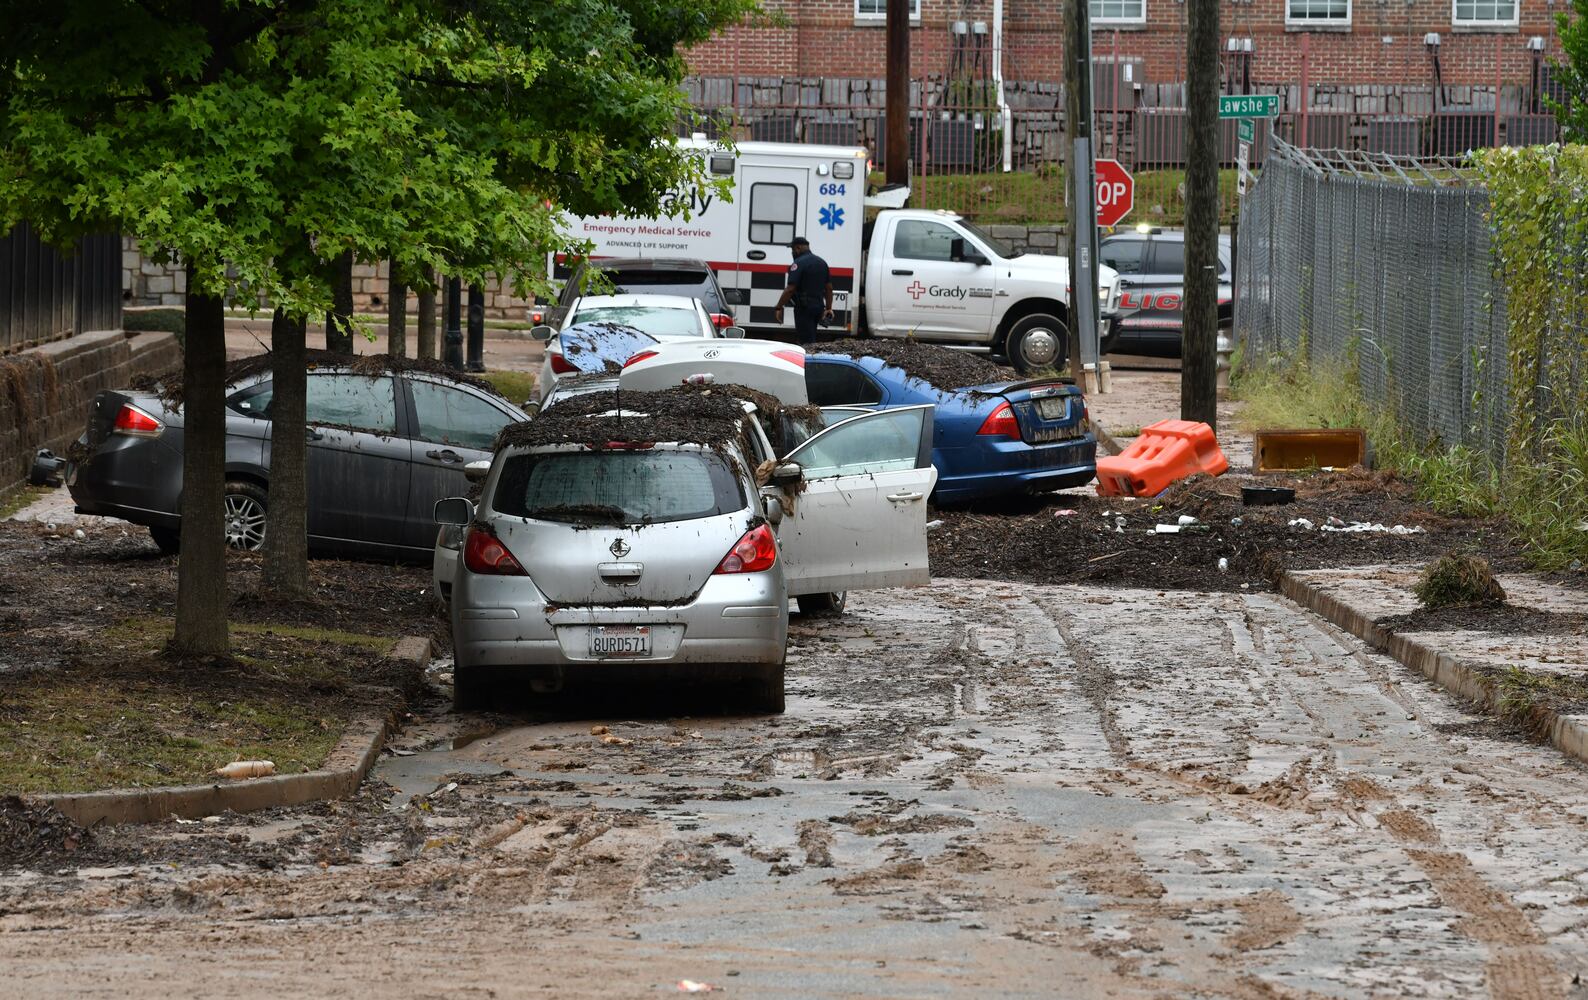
<box><xmin>1282</xmin><ymin>564</ymin><xmax>1588</xmax><ymax>766</ymax></box>
<box><xmin>222</xmin><ymin>316</ymin><xmax>546</xmax><ymax>372</ymax></box>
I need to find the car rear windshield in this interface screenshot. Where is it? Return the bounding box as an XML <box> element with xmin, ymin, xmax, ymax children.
<box><xmin>572</xmin><ymin>305</ymin><xmax>702</xmax><ymax>338</ymax></box>
<box><xmin>606</xmin><ymin>269</ymin><xmax>709</xmax><ymax>289</ymax></box>
<box><xmin>493</xmin><ymin>449</ymin><xmax>744</xmax><ymax>525</ymax></box>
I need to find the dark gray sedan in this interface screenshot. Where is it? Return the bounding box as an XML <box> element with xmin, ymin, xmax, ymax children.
<box><xmin>67</xmin><ymin>364</ymin><xmax>527</xmax><ymax>560</ymax></box>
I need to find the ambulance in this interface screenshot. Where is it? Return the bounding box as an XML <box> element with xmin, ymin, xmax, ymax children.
<box><xmin>557</xmin><ymin>138</ymin><xmax>1117</xmax><ymax>374</ymax></box>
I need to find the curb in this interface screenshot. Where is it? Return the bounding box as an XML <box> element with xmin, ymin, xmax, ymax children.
<box><xmin>1279</xmin><ymin>572</ymin><xmax>1588</xmax><ymax>768</ymax></box>
<box><xmin>37</xmin><ymin>636</ymin><xmax>432</xmax><ymax>827</ymax></box>
<box><xmin>1094</xmin><ymin>422</ymin><xmax>1125</xmax><ymax>457</ymax></box>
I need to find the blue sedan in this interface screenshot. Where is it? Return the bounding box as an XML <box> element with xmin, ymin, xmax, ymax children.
<box><xmin>804</xmin><ymin>349</ymin><xmax>1097</xmax><ymax>504</ymax></box>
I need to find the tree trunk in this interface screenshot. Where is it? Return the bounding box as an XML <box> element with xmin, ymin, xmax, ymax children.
<box><xmin>171</xmin><ymin>274</ymin><xmax>231</xmax><ymax>657</ymax></box>
<box><xmin>387</xmin><ymin>261</ymin><xmax>407</xmax><ymax>358</ymax></box>
<box><xmin>1182</xmin><ymin>0</ymin><xmax>1221</xmax><ymax>429</ymax></box>
<box><xmin>416</xmin><ymin>268</ymin><xmax>437</xmax><ymax>359</ymax></box>
<box><xmin>326</xmin><ymin>250</ymin><xmax>355</xmax><ymax>352</ymax></box>
<box><xmin>263</xmin><ymin>309</ymin><xmax>310</xmax><ymax>599</ymax></box>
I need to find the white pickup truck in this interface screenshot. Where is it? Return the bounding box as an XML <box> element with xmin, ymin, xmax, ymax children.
<box><xmin>557</xmin><ymin>139</ymin><xmax>1117</xmax><ymax>374</ymax></box>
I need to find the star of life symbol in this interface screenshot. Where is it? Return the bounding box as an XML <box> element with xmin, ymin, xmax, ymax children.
<box><xmin>819</xmin><ymin>203</ymin><xmax>844</xmax><ymax>230</ymax></box>
<box><xmin>906</xmin><ymin>280</ymin><xmax>927</xmax><ymax>300</ymax></box>
<box><xmin>609</xmin><ymin>538</ymin><xmax>631</xmax><ymax>558</ymax></box>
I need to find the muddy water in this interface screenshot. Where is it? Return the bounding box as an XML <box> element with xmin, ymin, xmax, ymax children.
<box><xmin>2</xmin><ymin>581</ymin><xmax>1586</xmax><ymax>998</ymax></box>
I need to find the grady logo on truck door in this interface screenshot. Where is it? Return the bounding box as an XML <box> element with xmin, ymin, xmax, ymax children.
<box><xmin>905</xmin><ymin>280</ymin><xmax>978</xmax><ymax>302</ymax></box>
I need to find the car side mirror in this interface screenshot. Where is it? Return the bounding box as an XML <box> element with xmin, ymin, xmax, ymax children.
<box><xmin>434</xmin><ymin>496</ymin><xmax>475</xmax><ymax>526</ymax></box>
<box><xmin>521</xmin><ymin>399</ymin><xmax>540</xmax><ymax>417</ymax></box>
<box><xmin>530</xmin><ymin>324</ymin><xmax>555</xmax><ymax>342</ymax></box>
<box><xmin>723</xmin><ymin>326</ymin><xmax>747</xmax><ymax>339</ymax></box>
<box><xmin>770</xmin><ymin>461</ymin><xmax>803</xmax><ymax>486</ymax></box>
<box><xmin>722</xmin><ymin>288</ymin><xmax>750</xmax><ymax>307</ymax></box>
<box><xmin>462</xmin><ymin>460</ymin><xmax>491</xmax><ymax>483</ymax></box>
<box><xmin>761</xmin><ymin>491</ymin><xmax>785</xmax><ymax>525</ymax></box>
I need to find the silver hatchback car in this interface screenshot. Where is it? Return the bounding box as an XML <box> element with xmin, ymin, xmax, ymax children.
<box><xmin>438</xmin><ymin>387</ymin><xmax>937</xmax><ymax>713</ymax></box>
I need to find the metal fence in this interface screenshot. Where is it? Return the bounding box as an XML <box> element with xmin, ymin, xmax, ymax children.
<box><xmin>1234</xmin><ymin>137</ymin><xmax>1516</xmax><ymax>464</ymax></box>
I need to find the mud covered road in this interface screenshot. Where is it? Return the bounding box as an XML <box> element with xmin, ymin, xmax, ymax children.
<box><xmin>4</xmin><ymin>581</ymin><xmax>1588</xmax><ymax>998</ymax></box>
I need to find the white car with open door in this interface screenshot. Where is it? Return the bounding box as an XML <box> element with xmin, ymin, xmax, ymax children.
<box><xmin>437</xmin><ymin>386</ymin><xmax>935</xmax><ymax>712</ymax></box>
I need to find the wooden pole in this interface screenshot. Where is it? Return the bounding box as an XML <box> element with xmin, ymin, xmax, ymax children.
<box><xmin>1182</xmin><ymin>0</ymin><xmax>1219</xmax><ymax>428</ymax></box>
<box><xmin>885</xmin><ymin>0</ymin><xmax>911</xmax><ymax>187</ymax></box>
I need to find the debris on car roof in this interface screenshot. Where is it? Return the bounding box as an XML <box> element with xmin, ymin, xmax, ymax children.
<box><xmin>497</xmin><ymin>384</ymin><xmax>759</xmax><ymax>453</ymax></box>
<box><xmin>811</xmin><ymin>337</ymin><xmax>1016</xmax><ymax>390</ymax></box>
<box><xmin>133</xmin><ymin>349</ymin><xmax>504</xmax><ymax>406</ymax></box>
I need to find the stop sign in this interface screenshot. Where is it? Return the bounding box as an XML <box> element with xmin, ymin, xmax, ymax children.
<box><xmin>1094</xmin><ymin>158</ymin><xmax>1134</xmax><ymax>228</ymax></box>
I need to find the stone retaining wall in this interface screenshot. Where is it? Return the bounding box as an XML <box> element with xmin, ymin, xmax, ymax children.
<box><xmin>0</xmin><ymin>329</ymin><xmax>182</xmax><ymax>496</ymax></box>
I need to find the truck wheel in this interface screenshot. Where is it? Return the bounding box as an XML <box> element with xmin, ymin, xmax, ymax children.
<box><xmin>1007</xmin><ymin>314</ymin><xmax>1068</xmax><ymax>373</ymax></box>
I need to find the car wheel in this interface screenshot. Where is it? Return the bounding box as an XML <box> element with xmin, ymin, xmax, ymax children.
<box><xmin>1007</xmin><ymin>313</ymin><xmax>1069</xmax><ymax>374</ymax></box>
<box><xmin>149</xmin><ymin>525</ymin><xmax>180</xmax><ymax>554</ymax></box>
<box><xmin>223</xmin><ymin>480</ymin><xmax>269</xmax><ymax>551</ymax></box>
<box><xmin>796</xmin><ymin>591</ymin><xmax>847</xmax><ymax>616</ymax></box>
<box><xmin>452</xmin><ymin>667</ymin><xmax>495</xmax><ymax>712</ymax></box>
<box><xmin>744</xmin><ymin>658</ymin><xmax>786</xmax><ymax>715</ymax></box>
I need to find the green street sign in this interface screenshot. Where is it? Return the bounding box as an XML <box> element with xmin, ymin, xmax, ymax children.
<box><xmin>1237</xmin><ymin>118</ymin><xmax>1255</xmax><ymax>143</ymax></box>
<box><xmin>1219</xmin><ymin>94</ymin><xmax>1279</xmax><ymax>119</ymax></box>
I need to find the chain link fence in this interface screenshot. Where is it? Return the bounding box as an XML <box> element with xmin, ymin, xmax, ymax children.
<box><xmin>1234</xmin><ymin>138</ymin><xmax>1514</xmax><ymax>465</ymax></box>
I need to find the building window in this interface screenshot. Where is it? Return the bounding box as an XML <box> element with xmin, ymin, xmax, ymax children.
<box><xmin>1286</xmin><ymin>0</ymin><xmax>1350</xmax><ymax>25</ymax></box>
<box><xmin>855</xmin><ymin>0</ymin><xmax>919</xmax><ymax>19</ymax></box>
<box><xmin>1091</xmin><ymin>0</ymin><xmax>1146</xmax><ymax>25</ymax></box>
<box><xmin>1452</xmin><ymin>0</ymin><xmax>1518</xmax><ymax>26</ymax></box>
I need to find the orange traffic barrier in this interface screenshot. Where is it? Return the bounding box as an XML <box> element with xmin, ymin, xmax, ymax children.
<box><xmin>1095</xmin><ymin>419</ymin><xmax>1229</xmax><ymax>497</ymax></box>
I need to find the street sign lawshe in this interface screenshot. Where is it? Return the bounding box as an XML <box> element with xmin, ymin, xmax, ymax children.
<box><xmin>1094</xmin><ymin>159</ymin><xmax>1134</xmax><ymax>228</ymax></box>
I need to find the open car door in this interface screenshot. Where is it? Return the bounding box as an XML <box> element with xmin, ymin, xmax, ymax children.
<box><xmin>775</xmin><ymin>405</ymin><xmax>937</xmax><ymax>595</ymax></box>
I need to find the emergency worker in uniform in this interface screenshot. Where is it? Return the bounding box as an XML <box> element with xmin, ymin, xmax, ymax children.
<box><xmin>773</xmin><ymin>236</ymin><xmax>833</xmax><ymax>345</ymax></box>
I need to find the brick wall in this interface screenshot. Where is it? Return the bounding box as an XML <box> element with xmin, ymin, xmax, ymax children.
<box><xmin>0</xmin><ymin>329</ymin><xmax>181</xmax><ymax>495</ymax></box>
<box><xmin>686</xmin><ymin>0</ymin><xmax>1564</xmax><ymax>93</ymax></box>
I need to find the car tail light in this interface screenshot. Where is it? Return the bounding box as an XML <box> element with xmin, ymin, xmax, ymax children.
<box><xmin>549</xmin><ymin>352</ymin><xmax>577</xmax><ymax>375</ymax></box>
<box><xmin>463</xmin><ymin>528</ymin><xmax>527</xmax><ymax>576</ymax></box>
<box><xmin>977</xmin><ymin>402</ymin><xmax>1020</xmax><ymax>438</ymax></box>
<box><xmin>714</xmin><ymin>523</ymin><xmax>777</xmax><ymax>574</ymax></box>
<box><xmin>112</xmin><ymin>403</ymin><xmax>163</xmax><ymax>437</ymax></box>
<box><xmin>530</xmin><ymin>310</ymin><xmax>545</xmax><ymax>324</ymax></box>
<box><xmin>710</xmin><ymin>312</ymin><xmax>735</xmax><ymax>330</ymax></box>
<box><xmin>771</xmin><ymin>350</ymin><xmax>806</xmax><ymax>368</ymax></box>
<box><xmin>623</xmin><ymin>350</ymin><xmax>659</xmax><ymax>368</ymax></box>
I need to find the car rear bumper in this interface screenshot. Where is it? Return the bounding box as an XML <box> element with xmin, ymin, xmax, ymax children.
<box><xmin>934</xmin><ymin>436</ymin><xmax>1098</xmax><ymax>502</ymax></box>
<box><xmin>452</xmin><ymin>571</ymin><xmax>788</xmax><ymax>670</ymax></box>
<box><xmin>66</xmin><ymin>434</ymin><xmax>183</xmax><ymax>528</ymax></box>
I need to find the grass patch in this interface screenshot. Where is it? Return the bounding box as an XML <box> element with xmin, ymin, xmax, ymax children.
<box><xmin>0</xmin><ymin>484</ymin><xmax>50</xmax><ymax>520</ymax></box>
<box><xmin>482</xmin><ymin>369</ymin><xmax>538</xmax><ymax>405</ymax></box>
<box><xmin>0</xmin><ymin>617</ymin><xmax>400</xmax><ymax>793</ymax></box>
<box><xmin>1232</xmin><ymin>355</ymin><xmax>1588</xmax><ymax>570</ymax></box>
<box><xmin>1415</xmin><ymin>553</ymin><xmax>1506</xmax><ymax>608</ymax></box>
<box><xmin>1492</xmin><ymin>666</ymin><xmax>1588</xmax><ymax>739</ymax></box>
<box><xmin>0</xmin><ymin>677</ymin><xmax>346</xmax><ymax>794</ymax></box>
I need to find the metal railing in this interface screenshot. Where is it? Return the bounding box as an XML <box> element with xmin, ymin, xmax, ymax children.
<box><xmin>1235</xmin><ymin>137</ymin><xmax>1516</xmax><ymax>465</ymax></box>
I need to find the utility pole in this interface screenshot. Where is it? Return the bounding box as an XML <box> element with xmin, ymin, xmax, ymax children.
<box><xmin>884</xmin><ymin>0</ymin><xmax>910</xmax><ymax>187</ymax></box>
<box><xmin>1064</xmin><ymin>0</ymin><xmax>1099</xmax><ymax>386</ymax></box>
<box><xmin>1182</xmin><ymin>0</ymin><xmax>1220</xmax><ymax>428</ymax></box>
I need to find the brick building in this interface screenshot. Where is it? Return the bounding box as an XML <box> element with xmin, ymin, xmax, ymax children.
<box><xmin>687</xmin><ymin>0</ymin><xmax>1567</xmax><ymax>97</ymax></box>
